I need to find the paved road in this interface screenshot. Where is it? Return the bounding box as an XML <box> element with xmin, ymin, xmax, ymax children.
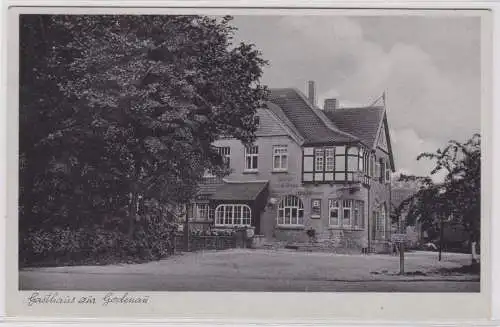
<box><xmin>19</xmin><ymin>249</ymin><xmax>480</xmax><ymax>292</ymax></box>
<box><xmin>20</xmin><ymin>271</ymin><xmax>479</xmax><ymax>292</ymax></box>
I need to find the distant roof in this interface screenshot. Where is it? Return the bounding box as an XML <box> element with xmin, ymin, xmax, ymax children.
<box><xmin>197</xmin><ymin>179</ymin><xmax>223</xmax><ymax>197</ymax></box>
<box><xmin>391</xmin><ymin>188</ymin><xmax>418</xmax><ymax>208</ymax></box>
<box><xmin>268</xmin><ymin>88</ymin><xmax>358</xmax><ymax>145</ymax></box>
<box><xmin>324</xmin><ymin>106</ymin><xmax>385</xmax><ymax>148</ymax></box>
<box><xmin>211</xmin><ymin>181</ymin><xmax>269</xmax><ymax>201</ymax></box>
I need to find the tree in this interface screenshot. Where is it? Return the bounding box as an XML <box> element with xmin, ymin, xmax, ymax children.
<box><xmin>393</xmin><ymin>134</ymin><xmax>480</xmax><ymax>264</ymax></box>
<box><xmin>19</xmin><ymin>15</ymin><xmax>268</xmax><ymax>263</ymax></box>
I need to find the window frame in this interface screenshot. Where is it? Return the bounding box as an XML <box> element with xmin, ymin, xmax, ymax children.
<box><xmin>272</xmin><ymin>145</ymin><xmax>288</xmax><ymax>172</ymax></box>
<box><xmin>215</xmin><ymin>204</ymin><xmax>252</xmax><ymax>227</ymax></box>
<box><xmin>342</xmin><ymin>200</ymin><xmax>353</xmax><ymax>227</ymax></box>
<box><xmin>303</xmin><ymin>144</ymin><xmax>367</xmax><ymax>183</ymax></box>
<box><xmin>329</xmin><ymin>199</ymin><xmax>365</xmax><ymax>229</ymax></box>
<box><xmin>385</xmin><ymin>160</ymin><xmax>391</xmax><ymax>183</ymax></box>
<box><xmin>277</xmin><ymin>195</ymin><xmax>305</xmax><ymax>226</ymax></box>
<box><xmin>244</xmin><ymin>145</ymin><xmax>259</xmax><ymax>172</ymax></box>
<box><xmin>328</xmin><ymin>199</ymin><xmax>340</xmax><ymax>227</ymax></box>
<box><xmin>375</xmin><ymin>204</ymin><xmax>387</xmax><ymax>238</ymax></box>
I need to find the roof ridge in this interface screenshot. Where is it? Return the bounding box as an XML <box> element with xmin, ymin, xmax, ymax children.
<box><xmin>333</xmin><ymin>105</ymin><xmax>385</xmax><ymax>111</ymax></box>
<box><xmin>289</xmin><ymin>88</ymin><xmax>359</xmax><ymax>141</ymax></box>
<box><xmin>222</xmin><ymin>179</ymin><xmax>269</xmax><ymax>184</ymax></box>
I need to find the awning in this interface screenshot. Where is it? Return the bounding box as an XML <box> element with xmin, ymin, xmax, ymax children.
<box><xmin>211</xmin><ymin>181</ymin><xmax>269</xmax><ymax>202</ymax></box>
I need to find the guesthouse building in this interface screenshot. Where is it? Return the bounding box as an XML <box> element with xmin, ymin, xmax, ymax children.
<box><xmin>187</xmin><ymin>81</ymin><xmax>396</xmax><ymax>252</ymax></box>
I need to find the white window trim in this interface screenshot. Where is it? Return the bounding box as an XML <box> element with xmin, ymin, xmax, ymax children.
<box><xmin>375</xmin><ymin>205</ymin><xmax>387</xmax><ymax>238</ymax></box>
<box><xmin>342</xmin><ymin>200</ymin><xmax>353</xmax><ymax>227</ymax></box>
<box><xmin>272</xmin><ymin>145</ymin><xmax>288</xmax><ymax>172</ymax></box>
<box><xmin>385</xmin><ymin>163</ymin><xmax>391</xmax><ymax>184</ymax></box>
<box><xmin>328</xmin><ymin>200</ymin><xmax>340</xmax><ymax>227</ymax></box>
<box><xmin>353</xmin><ymin>203</ymin><xmax>361</xmax><ymax>229</ymax></box>
<box><xmin>277</xmin><ymin>195</ymin><xmax>304</xmax><ymax>226</ymax></box>
<box><xmin>329</xmin><ymin>199</ymin><xmax>364</xmax><ymax>229</ymax></box>
<box><xmin>215</xmin><ymin>204</ymin><xmax>252</xmax><ymax>227</ymax></box>
<box><xmin>325</xmin><ymin>148</ymin><xmax>335</xmax><ymax>172</ymax></box>
<box><xmin>314</xmin><ymin>149</ymin><xmax>324</xmax><ymax>172</ymax></box>
<box><xmin>196</xmin><ymin>203</ymin><xmax>209</xmax><ymax>220</ymax></box>
<box><xmin>244</xmin><ymin>146</ymin><xmax>259</xmax><ymax>172</ymax></box>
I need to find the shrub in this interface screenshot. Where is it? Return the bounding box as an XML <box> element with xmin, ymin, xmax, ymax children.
<box><xmin>20</xmin><ymin>218</ymin><xmax>178</xmax><ymax>267</ymax></box>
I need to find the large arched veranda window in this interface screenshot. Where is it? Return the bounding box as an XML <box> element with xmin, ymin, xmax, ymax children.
<box><xmin>277</xmin><ymin>195</ymin><xmax>304</xmax><ymax>225</ymax></box>
<box><xmin>215</xmin><ymin>204</ymin><xmax>252</xmax><ymax>226</ymax></box>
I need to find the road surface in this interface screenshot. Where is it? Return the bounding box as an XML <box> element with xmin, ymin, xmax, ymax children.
<box><xmin>19</xmin><ymin>249</ymin><xmax>479</xmax><ymax>292</ymax></box>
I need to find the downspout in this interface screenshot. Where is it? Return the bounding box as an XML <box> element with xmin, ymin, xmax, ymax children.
<box><xmin>389</xmin><ymin>175</ymin><xmax>393</xmax><ymax>238</ymax></box>
<box><xmin>367</xmin><ymin>183</ymin><xmax>371</xmax><ymax>252</ymax></box>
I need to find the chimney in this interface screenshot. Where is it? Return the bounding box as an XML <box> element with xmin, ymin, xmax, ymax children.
<box><xmin>324</xmin><ymin>98</ymin><xmax>338</xmax><ymax>112</ymax></box>
<box><xmin>307</xmin><ymin>80</ymin><xmax>316</xmax><ymax>106</ymax></box>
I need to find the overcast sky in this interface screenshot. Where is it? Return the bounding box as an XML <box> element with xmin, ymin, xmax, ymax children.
<box><xmin>231</xmin><ymin>15</ymin><xmax>481</xmax><ymax>180</ymax></box>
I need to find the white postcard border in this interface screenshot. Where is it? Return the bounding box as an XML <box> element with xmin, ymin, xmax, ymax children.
<box><xmin>2</xmin><ymin>2</ymin><xmax>495</xmax><ymax>324</ymax></box>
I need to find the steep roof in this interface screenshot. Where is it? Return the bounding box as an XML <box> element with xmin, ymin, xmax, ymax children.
<box><xmin>268</xmin><ymin>88</ymin><xmax>358</xmax><ymax>145</ymax></box>
<box><xmin>263</xmin><ymin>101</ymin><xmax>304</xmax><ymax>144</ymax></box>
<box><xmin>324</xmin><ymin>106</ymin><xmax>385</xmax><ymax>148</ymax></box>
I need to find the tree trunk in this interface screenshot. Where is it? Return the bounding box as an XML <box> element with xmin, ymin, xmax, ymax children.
<box><xmin>128</xmin><ymin>192</ymin><xmax>137</xmax><ymax>237</ymax></box>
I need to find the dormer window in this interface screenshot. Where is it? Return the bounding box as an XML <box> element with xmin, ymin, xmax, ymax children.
<box><xmin>254</xmin><ymin>116</ymin><xmax>260</xmax><ymax>128</ymax></box>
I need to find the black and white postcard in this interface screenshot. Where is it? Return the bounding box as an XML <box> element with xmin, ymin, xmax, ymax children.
<box><xmin>4</xmin><ymin>4</ymin><xmax>494</xmax><ymax>323</ymax></box>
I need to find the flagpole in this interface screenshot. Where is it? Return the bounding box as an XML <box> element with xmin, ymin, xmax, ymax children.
<box><xmin>370</xmin><ymin>94</ymin><xmax>383</xmax><ymax>106</ymax></box>
<box><xmin>384</xmin><ymin>89</ymin><xmax>388</xmax><ymax>110</ymax></box>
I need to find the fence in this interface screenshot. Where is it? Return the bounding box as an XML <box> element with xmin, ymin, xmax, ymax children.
<box><xmin>173</xmin><ymin>230</ymin><xmax>247</xmax><ymax>253</ymax></box>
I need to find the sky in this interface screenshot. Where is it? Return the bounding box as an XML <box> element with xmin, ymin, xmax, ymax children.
<box><xmin>231</xmin><ymin>15</ymin><xmax>481</xmax><ymax>180</ymax></box>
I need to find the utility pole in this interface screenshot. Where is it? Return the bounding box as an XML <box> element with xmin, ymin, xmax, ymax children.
<box><xmin>399</xmin><ymin>214</ymin><xmax>405</xmax><ymax>275</ymax></box>
<box><xmin>438</xmin><ymin>214</ymin><xmax>444</xmax><ymax>261</ymax></box>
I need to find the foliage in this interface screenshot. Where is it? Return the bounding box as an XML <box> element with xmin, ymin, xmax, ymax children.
<box><xmin>19</xmin><ymin>15</ymin><xmax>268</xmax><ymax>264</ymax></box>
<box><xmin>20</xmin><ymin>217</ymin><xmax>177</xmax><ymax>267</ymax></box>
<box><xmin>393</xmin><ymin>134</ymin><xmax>481</xmax><ymax>244</ymax></box>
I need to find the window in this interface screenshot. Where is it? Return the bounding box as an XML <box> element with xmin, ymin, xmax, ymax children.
<box><xmin>353</xmin><ymin>201</ymin><xmax>364</xmax><ymax>228</ymax></box>
<box><xmin>273</xmin><ymin>145</ymin><xmax>288</xmax><ymax>171</ymax></box>
<box><xmin>244</xmin><ymin>145</ymin><xmax>258</xmax><ymax>171</ymax></box>
<box><xmin>314</xmin><ymin>148</ymin><xmax>324</xmax><ymax>172</ymax></box>
<box><xmin>277</xmin><ymin>195</ymin><xmax>304</xmax><ymax>225</ymax></box>
<box><xmin>328</xmin><ymin>200</ymin><xmax>340</xmax><ymax>226</ymax></box>
<box><xmin>359</xmin><ymin>148</ymin><xmax>364</xmax><ymax>172</ymax></box>
<box><xmin>254</xmin><ymin>116</ymin><xmax>260</xmax><ymax>128</ymax></box>
<box><xmin>342</xmin><ymin>200</ymin><xmax>352</xmax><ymax>226</ymax></box>
<box><xmin>375</xmin><ymin>204</ymin><xmax>387</xmax><ymax>238</ymax></box>
<box><xmin>196</xmin><ymin>203</ymin><xmax>209</xmax><ymax>220</ymax></box>
<box><xmin>303</xmin><ymin>145</ymin><xmax>368</xmax><ymax>183</ymax></box>
<box><xmin>385</xmin><ymin>163</ymin><xmax>391</xmax><ymax>183</ymax></box>
<box><xmin>311</xmin><ymin>199</ymin><xmax>321</xmax><ymax>216</ymax></box>
<box><xmin>187</xmin><ymin>203</ymin><xmax>213</xmax><ymax>220</ymax></box>
<box><xmin>324</xmin><ymin>148</ymin><xmax>335</xmax><ymax>181</ymax></box>
<box><xmin>369</xmin><ymin>154</ymin><xmax>375</xmax><ymax>177</ymax></box>
<box><xmin>379</xmin><ymin>159</ymin><xmax>385</xmax><ymax>183</ymax></box>
<box><xmin>217</xmin><ymin>146</ymin><xmax>231</xmax><ymax>168</ymax></box>
<box><xmin>329</xmin><ymin>199</ymin><xmax>364</xmax><ymax>229</ymax></box>
<box><xmin>215</xmin><ymin>204</ymin><xmax>252</xmax><ymax>226</ymax></box>
<box><xmin>325</xmin><ymin>148</ymin><xmax>335</xmax><ymax>171</ymax></box>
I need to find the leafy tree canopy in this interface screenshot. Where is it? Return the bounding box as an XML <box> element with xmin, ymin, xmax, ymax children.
<box><xmin>20</xmin><ymin>15</ymin><xmax>268</xmax><ymax>234</ymax></box>
<box><xmin>393</xmin><ymin>134</ymin><xmax>480</xmax><ymax>243</ymax></box>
